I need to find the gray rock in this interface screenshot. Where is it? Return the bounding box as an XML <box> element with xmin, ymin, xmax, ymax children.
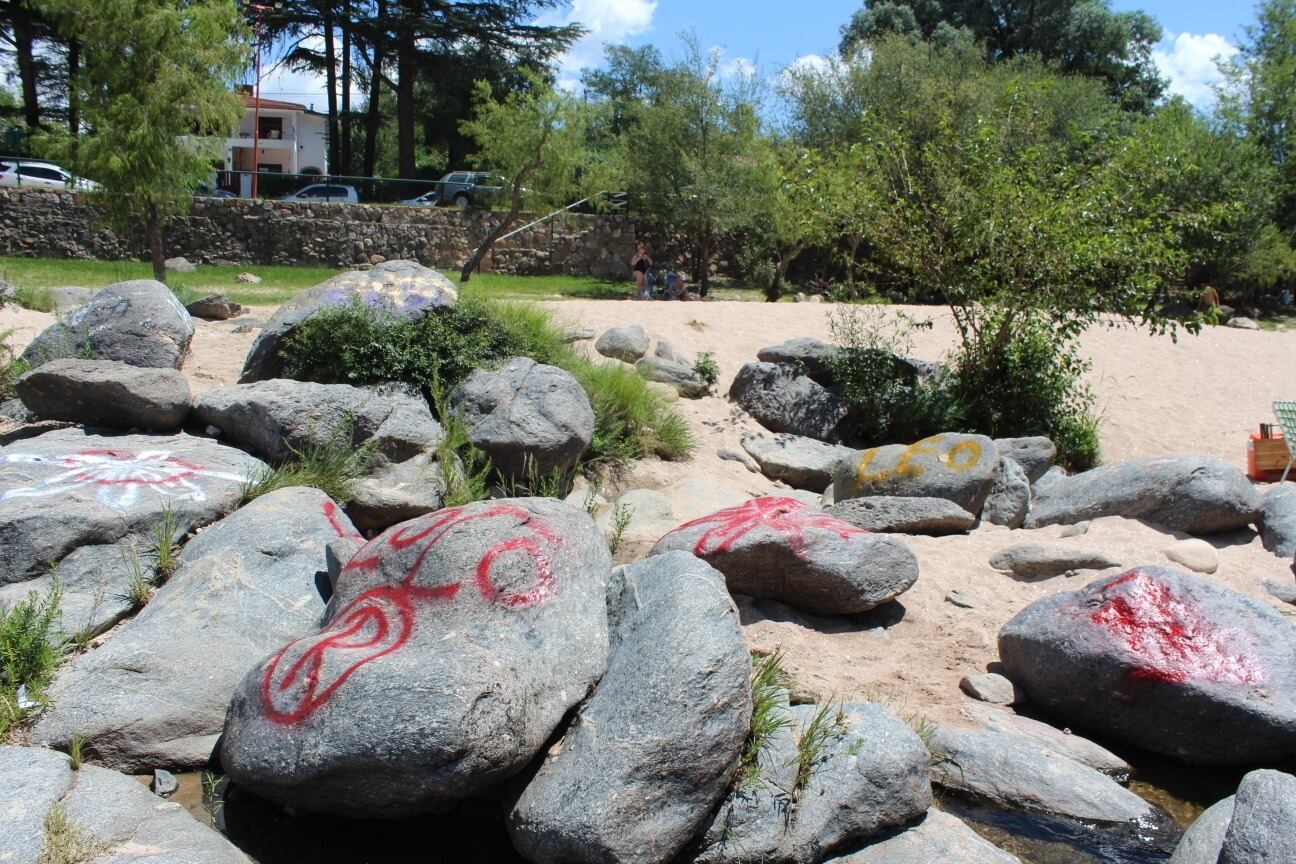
<box><xmin>717</xmin><ymin>446</ymin><xmax>760</xmax><ymax>473</ymax></box>
<box><xmin>756</xmin><ymin>336</ymin><xmax>841</xmax><ymax>383</ymax></box>
<box><xmin>741</xmin><ymin>433</ymin><xmax>853</xmax><ymax>492</ymax></box>
<box><xmin>562</xmin><ymin>327</ymin><xmax>596</xmax><ymax>343</ymax></box>
<box><xmin>31</xmin><ymin>488</ymin><xmax>351</xmax><ymax>771</ymax></box>
<box><xmin>0</xmin><ymin>543</ymin><xmax>139</xmax><ymax>641</ymax></box>
<box><xmin>164</xmin><ymin>256</ymin><xmax>197</xmax><ymax>273</ymax></box>
<box><xmin>240</xmin><ymin>260</ymin><xmax>457</xmax><ymax>382</ymax></box>
<box><xmin>152</xmin><ymin>768</ymin><xmax>179</xmax><ymax>797</ymax></box>
<box><xmin>981</xmin><ymin>458</ymin><xmax>1031</xmax><ymax>528</ymax></box>
<box><xmin>347</xmin><ymin>453</ymin><xmax>447</xmax><ymax>534</ymax></box>
<box><xmin>946</xmin><ymin>588</ymin><xmax>977</xmax><ymax>608</ymax></box>
<box><xmin>15</xmin><ymin>359</ymin><xmax>191</xmax><ymax>432</ymax></box>
<box><xmin>0</xmin><ymin>397</ymin><xmax>34</xmax><ymax>425</ymax></box>
<box><xmin>1227</xmin><ymin>316</ymin><xmax>1259</xmax><ymax>330</ymax></box>
<box><xmin>509</xmin><ymin>552</ymin><xmax>750</xmax><ymax>864</ymax></box>
<box><xmin>960</xmin><ymin>673</ymin><xmax>1025</xmax><ymax>705</ymax></box>
<box><xmin>994</xmin><ymin>437</ymin><xmax>1057</xmax><ymax>484</ymax></box>
<box><xmin>1032</xmin><ymin>465</ymin><xmax>1069</xmax><ymax>496</ymax></box>
<box><xmin>1261</xmin><ymin>484</ymin><xmax>1296</xmax><ymax>558</ymax></box>
<box><xmin>832</xmin><ymin>434</ymin><xmax>1001</xmax><ymax>514</ymax></box>
<box><xmin>0</xmin><ymin>745</ymin><xmax>249</xmax><ymax>864</ymax></box>
<box><xmin>650</xmin><ymin>496</ymin><xmax>919</xmax><ymax>615</ymax></box>
<box><xmin>1219</xmin><ymin>769</ymin><xmax>1296</xmax><ymax>864</ymax></box>
<box><xmin>730</xmin><ymin>362</ymin><xmax>849</xmax><ymax>443</ymax></box>
<box><xmin>687</xmin><ymin>698</ymin><xmax>933</xmax><ymax>863</ymax></box>
<box><xmin>0</xmin><ymin>428</ymin><xmax>265</xmax><ymax>632</ymax></box>
<box><xmin>193</xmin><ymin>378</ymin><xmax>441</xmax><ymax>465</ymax></box>
<box><xmin>999</xmin><ymin>567</ymin><xmax>1296</xmax><ymax>765</ymax></box>
<box><xmin>831</xmin><ymin>809</ymin><xmax>1021</xmax><ymax>864</ymax></box>
<box><xmin>185</xmin><ymin>293</ymin><xmax>243</xmax><ymax>320</ymax></box>
<box><xmin>450</xmin><ymin>357</ymin><xmax>594</xmax><ymax>480</ymax></box>
<box><xmin>929</xmin><ymin>725</ymin><xmax>1155</xmax><ymax>824</ymax></box>
<box><xmin>1025</xmin><ymin>456</ymin><xmax>1261</xmax><ymax>535</ymax></box>
<box><xmin>594</xmin><ymin>324</ymin><xmax>650</xmax><ymax>362</ymax></box>
<box><xmin>636</xmin><ymin>356</ymin><xmax>709</xmax><ymax>398</ymax></box>
<box><xmin>221</xmin><ymin>498</ymin><xmax>611</xmax><ymax>817</ymax></box>
<box><xmin>827</xmin><ymin>496</ymin><xmax>976</xmax><ymax>535</ymax></box>
<box><xmin>1169</xmin><ymin>797</ymin><xmax>1234</xmax><ymax>864</ymax></box>
<box><xmin>654</xmin><ymin>339</ymin><xmax>690</xmax><ymax>366</ymax></box>
<box><xmin>1163</xmin><ymin>538</ymin><xmax>1219</xmax><ymax>574</ymax></box>
<box><xmin>21</xmin><ymin>279</ymin><xmax>194</xmax><ymax>370</ymax></box>
<box><xmin>989</xmin><ymin>543</ymin><xmax>1122</xmax><ymax>579</ymax></box>
<box><xmin>962</xmin><ymin>702</ymin><xmax>1131</xmax><ymax>779</ymax></box>
<box><xmin>1265</xmin><ymin>577</ymin><xmax>1296</xmax><ymax>604</ymax></box>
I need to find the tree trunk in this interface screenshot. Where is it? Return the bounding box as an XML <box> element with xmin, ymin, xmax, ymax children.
<box><xmin>146</xmin><ymin>207</ymin><xmax>166</xmax><ymax>282</ymax></box>
<box><xmin>461</xmin><ymin>141</ymin><xmax>547</xmax><ymax>283</ymax></box>
<box><xmin>14</xmin><ymin>8</ymin><xmax>39</xmax><ymax>135</ymax></box>
<box><xmin>697</xmin><ymin>231</ymin><xmax>711</xmax><ymax>296</ymax></box>
<box><xmin>395</xmin><ymin>0</ymin><xmax>417</xmax><ymax>178</ymax></box>
<box><xmin>361</xmin><ymin>0</ymin><xmax>386</xmax><ymax>178</ymax></box>
<box><xmin>340</xmin><ymin>1</ymin><xmax>352</xmax><ymax>175</ymax></box>
<box><xmin>323</xmin><ymin>12</ymin><xmax>340</xmax><ymax>177</ymax></box>
<box><xmin>66</xmin><ymin>37</ymin><xmax>79</xmax><ymax>141</ymax></box>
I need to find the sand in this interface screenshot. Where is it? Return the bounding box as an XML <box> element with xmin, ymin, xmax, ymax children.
<box><xmin>4</xmin><ymin>296</ymin><xmax>1294</xmax><ymax>728</ymax></box>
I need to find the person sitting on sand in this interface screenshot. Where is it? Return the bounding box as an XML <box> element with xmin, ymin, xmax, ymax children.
<box><xmin>660</xmin><ymin>270</ymin><xmax>696</xmax><ymax>301</ymax></box>
<box><xmin>630</xmin><ymin>243</ymin><xmax>652</xmax><ymax>300</ymax></box>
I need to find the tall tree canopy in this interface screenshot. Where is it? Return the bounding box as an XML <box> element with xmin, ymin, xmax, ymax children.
<box><xmin>840</xmin><ymin>0</ymin><xmax>1166</xmax><ymax>111</ymax></box>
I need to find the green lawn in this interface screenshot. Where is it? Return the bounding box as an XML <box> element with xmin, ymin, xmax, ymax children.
<box><xmin>0</xmin><ymin>255</ymin><xmax>768</xmax><ymax>308</ymax></box>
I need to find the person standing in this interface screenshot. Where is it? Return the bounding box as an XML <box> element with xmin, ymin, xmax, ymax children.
<box><xmin>630</xmin><ymin>243</ymin><xmax>653</xmax><ymax>299</ymax></box>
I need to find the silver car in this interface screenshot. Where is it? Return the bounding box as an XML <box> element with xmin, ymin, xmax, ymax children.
<box><xmin>280</xmin><ymin>183</ymin><xmax>359</xmax><ymax>204</ymax></box>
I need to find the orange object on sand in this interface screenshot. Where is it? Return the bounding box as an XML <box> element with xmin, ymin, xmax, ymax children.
<box><xmin>1248</xmin><ymin>432</ymin><xmax>1291</xmax><ymax>482</ymax></box>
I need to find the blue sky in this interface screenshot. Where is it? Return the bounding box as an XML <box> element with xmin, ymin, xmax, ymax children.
<box><xmin>262</xmin><ymin>0</ymin><xmax>1259</xmax><ymax>110</ymax></box>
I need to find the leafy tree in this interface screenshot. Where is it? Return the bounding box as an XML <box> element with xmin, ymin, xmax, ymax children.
<box><xmin>840</xmin><ymin>0</ymin><xmax>1166</xmax><ymax>111</ymax></box>
<box><xmin>458</xmin><ymin>71</ymin><xmax>614</xmax><ymax>282</ymax></box>
<box><xmin>36</xmin><ymin>0</ymin><xmax>248</xmax><ymax>281</ymax></box>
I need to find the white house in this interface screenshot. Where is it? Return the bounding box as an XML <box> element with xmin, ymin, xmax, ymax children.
<box><xmin>216</xmin><ymin>92</ymin><xmax>329</xmax><ymax>196</ymax></box>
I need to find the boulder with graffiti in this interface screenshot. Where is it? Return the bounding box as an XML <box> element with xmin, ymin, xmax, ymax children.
<box><xmin>830</xmin><ymin>434</ymin><xmax>1001</xmax><ymax>515</ymax></box>
<box><xmin>649</xmin><ymin>497</ymin><xmax>919</xmax><ymax>615</ymax></box>
<box><xmin>999</xmin><ymin>567</ymin><xmax>1296</xmax><ymax>765</ymax></box>
<box><xmin>220</xmin><ymin>497</ymin><xmax>610</xmax><ymax>817</ymax></box>
<box><xmin>0</xmin><ymin>427</ymin><xmax>265</xmax><ymax>637</ymax></box>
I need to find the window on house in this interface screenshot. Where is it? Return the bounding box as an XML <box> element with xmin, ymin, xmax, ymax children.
<box><xmin>258</xmin><ymin>116</ymin><xmax>283</xmax><ymax>140</ymax></box>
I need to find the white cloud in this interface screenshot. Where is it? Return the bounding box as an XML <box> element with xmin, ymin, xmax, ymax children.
<box><xmin>1153</xmin><ymin>32</ymin><xmax>1239</xmax><ymax>108</ymax></box>
<box><xmin>721</xmin><ymin>56</ymin><xmax>758</xmax><ymax>80</ymax></box>
<box><xmin>540</xmin><ymin>0</ymin><xmax>658</xmax><ymax>90</ymax></box>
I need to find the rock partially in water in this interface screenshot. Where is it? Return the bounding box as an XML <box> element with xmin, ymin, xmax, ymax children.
<box><xmin>832</xmin><ymin>434</ymin><xmax>1000</xmax><ymax>514</ymax></box>
<box><xmin>221</xmin><ymin>498</ymin><xmax>610</xmax><ymax>817</ymax></box>
<box><xmin>999</xmin><ymin>567</ymin><xmax>1296</xmax><ymax>765</ymax></box>
<box><xmin>1025</xmin><ymin>456</ymin><xmax>1261</xmax><ymax>535</ymax></box>
<box><xmin>31</xmin><ymin>488</ymin><xmax>350</xmax><ymax>771</ymax></box>
<box><xmin>1219</xmin><ymin>769</ymin><xmax>1296</xmax><ymax>864</ymax></box>
<box><xmin>650</xmin><ymin>496</ymin><xmax>919</xmax><ymax>615</ymax></box>
<box><xmin>830</xmin><ymin>809</ymin><xmax>1021</xmax><ymax>863</ymax></box>
<box><xmin>962</xmin><ymin>702</ymin><xmax>1130</xmax><ymax>780</ymax></box>
<box><xmin>509</xmin><ymin>551</ymin><xmax>750</xmax><ymax>864</ymax></box>
<box><xmin>1169</xmin><ymin>797</ymin><xmax>1234</xmax><ymax>864</ymax></box>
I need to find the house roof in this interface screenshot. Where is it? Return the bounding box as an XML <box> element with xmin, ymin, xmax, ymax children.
<box><xmin>242</xmin><ymin>94</ymin><xmax>325</xmax><ymax>115</ymax></box>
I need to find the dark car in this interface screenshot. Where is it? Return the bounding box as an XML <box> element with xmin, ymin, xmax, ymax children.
<box><xmin>434</xmin><ymin>171</ymin><xmax>508</xmax><ymax>208</ymax></box>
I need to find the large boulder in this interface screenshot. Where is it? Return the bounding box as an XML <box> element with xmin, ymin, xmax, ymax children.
<box><xmin>741</xmin><ymin>433</ymin><xmax>853</xmax><ymax>492</ymax></box>
<box><xmin>994</xmin><ymin>437</ymin><xmax>1057</xmax><ymax>484</ymax></box>
<box><xmin>15</xmin><ymin>359</ymin><xmax>191</xmax><ymax>432</ymax></box>
<box><xmin>962</xmin><ymin>702</ymin><xmax>1130</xmax><ymax>779</ymax></box>
<box><xmin>239</xmin><ymin>260</ymin><xmax>457</xmax><ymax>382</ymax></box>
<box><xmin>999</xmin><ymin>567</ymin><xmax>1296</xmax><ymax>765</ymax></box>
<box><xmin>729</xmin><ymin>362</ymin><xmax>849</xmax><ymax>443</ymax></box>
<box><xmin>220</xmin><ymin>498</ymin><xmax>611</xmax><ymax>817</ymax></box>
<box><xmin>650</xmin><ymin>496</ymin><xmax>919</xmax><ymax>615</ymax></box>
<box><xmin>192</xmin><ymin>378</ymin><xmax>441</xmax><ymax>465</ymax></box>
<box><xmin>0</xmin><ymin>428</ymin><xmax>265</xmax><ymax>636</ymax></box>
<box><xmin>686</xmin><ymin>697</ymin><xmax>933</xmax><ymax>864</ymax></box>
<box><xmin>1169</xmin><ymin>770</ymin><xmax>1296</xmax><ymax>864</ymax></box>
<box><xmin>1169</xmin><ymin>797</ymin><xmax>1235</xmax><ymax>864</ymax></box>
<box><xmin>928</xmin><ymin>725</ymin><xmax>1155</xmax><ymax>824</ymax></box>
<box><xmin>756</xmin><ymin>337</ymin><xmax>841</xmax><ymax>384</ymax></box>
<box><xmin>0</xmin><ymin>746</ymin><xmax>249</xmax><ymax>864</ymax></box>
<box><xmin>980</xmin><ymin>458</ymin><xmax>1031</xmax><ymax>528</ymax></box>
<box><xmin>832</xmin><ymin>434</ymin><xmax>1000</xmax><ymax>514</ymax></box>
<box><xmin>1025</xmin><ymin>456</ymin><xmax>1261</xmax><ymax>535</ymax></box>
<box><xmin>450</xmin><ymin>357</ymin><xmax>594</xmax><ymax>480</ymax></box>
<box><xmin>1260</xmin><ymin>483</ymin><xmax>1296</xmax><ymax>558</ymax></box>
<box><xmin>825</xmin><ymin>496</ymin><xmax>976</xmax><ymax>536</ymax></box>
<box><xmin>831</xmin><ymin>810</ymin><xmax>1020</xmax><ymax>864</ymax></box>
<box><xmin>21</xmin><ymin>279</ymin><xmax>194</xmax><ymax>369</ymax></box>
<box><xmin>508</xmin><ymin>551</ymin><xmax>751</xmax><ymax>864</ymax></box>
<box><xmin>635</xmin><ymin>356</ymin><xmax>709</xmax><ymax>398</ymax></box>
<box><xmin>594</xmin><ymin>324</ymin><xmax>650</xmax><ymax>363</ymax></box>
<box><xmin>31</xmin><ymin>487</ymin><xmax>355</xmax><ymax>771</ymax></box>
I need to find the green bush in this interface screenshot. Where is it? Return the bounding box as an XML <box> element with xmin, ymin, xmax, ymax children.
<box><xmin>278</xmin><ymin>296</ymin><xmax>695</xmax><ymax>473</ymax></box>
<box><xmin>0</xmin><ymin>579</ymin><xmax>64</xmax><ymax>740</ymax></box>
<box><xmin>0</xmin><ymin>329</ymin><xmax>29</xmax><ymax>400</ymax></box>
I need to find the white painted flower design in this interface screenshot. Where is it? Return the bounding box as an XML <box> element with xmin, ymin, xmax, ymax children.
<box><xmin>0</xmin><ymin>449</ymin><xmax>251</xmax><ymax>508</ymax></box>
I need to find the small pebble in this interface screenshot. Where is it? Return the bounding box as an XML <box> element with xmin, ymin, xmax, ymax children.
<box><xmin>151</xmin><ymin>768</ymin><xmax>178</xmax><ymax>798</ymax></box>
<box><xmin>1060</xmin><ymin>521</ymin><xmax>1091</xmax><ymax>538</ymax></box>
<box><xmin>1163</xmin><ymin>538</ymin><xmax>1220</xmax><ymax>574</ymax></box>
<box><xmin>960</xmin><ymin>673</ymin><xmax>1026</xmax><ymax>706</ymax></box>
<box><xmin>945</xmin><ymin>588</ymin><xmax>977</xmax><ymax>609</ymax></box>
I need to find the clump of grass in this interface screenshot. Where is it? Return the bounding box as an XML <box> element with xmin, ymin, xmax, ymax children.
<box><xmin>120</xmin><ymin>544</ymin><xmax>155</xmax><ymax>610</ymax></box>
<box><xmin>240</xmin><ymin>420</ymin><xmax>377</xmax><ymax>505</ymax></box>
<box><xmin>67</xmin><ymin>733</ymin><xmax>89</xmax><ymax>769</ymax></box>
<box><xmin>569</xmin><ymin>359</ymin><xmax>696</xmax><ymax>466</ymax></box>
<box><xmin>13</xmin><ymin>284</ymin><xmax>55</xmax><ymax>313</ymax></box>
<box><xmin>431</xmin><ymin>382</ymin><xmax>493</xmax><ymax>508</ymax></box>
<box><xmin>149</xmin><ymin>503</ymin><xmax>182</xmax><ymax>580</ymax></box>
<box><xmin>496</xmin><ymin>455</ymin><xmax>580</xmax><ymax>499</ymax></box>
<box><xmin>38</xmin><ymin>804</ymin><xmax>107</xmax><ymax>864</ymax></box>
<box><xmin>791</xmin><ymin>699</ymin><xmax>849</xmax><ymax>799</ymax></box>
<box><xmin>0</xmin><ymin>328</ymin><xmax>30</xmax><ymax>399</ymax></box>
<box><xmin>694</xmin><ymin>351</ymin><xmax>719</xmax><ymax>386</ymax></box>
<box><xmin>165</xmin><ymin>281</ymin><xmax>201</xmax><ymax>306</ymax></box>
<box><xmin>0</xmin><ymin>578</ymin><xmax>64</xmax><ymax>740</ymax></box>
<box><xmin>607</xmin><ymin>503</ymin><xmax>635</xmax><ymax>556</ymax></box>
<box><xmin>740</xmin><ymin>650</ymin><xmax>793</xmax><ymax>787</ymax></box>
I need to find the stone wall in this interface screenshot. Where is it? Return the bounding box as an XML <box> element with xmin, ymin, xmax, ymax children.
<box><xmin>0</xmin><ymin>189</ymin><xmax>638</xmax><ymax>279</ymax></box>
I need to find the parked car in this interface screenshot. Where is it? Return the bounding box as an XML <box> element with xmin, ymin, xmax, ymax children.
<box><xmin>398</xmin><ymin>189</ymin><xmax>440</xmax><ymax>207</ymax></box>
<box><xmin>0</xmin><ymin>159</ymin><xmax>98</xmax><ymax>191</ymax></box>
<box><xmin>280</xmin><ymin>183</ymin><xmax>359</xmax><ymax>204</ymax></box>
<box><xmin>433</xmin><ymin>171</ymin><xmax>509</xmax><ymax>208</ymax></box>
<box><xmin>195</xmin><ymin>182</ymin><xmax>237</xmax><ymax>199</ymax></box>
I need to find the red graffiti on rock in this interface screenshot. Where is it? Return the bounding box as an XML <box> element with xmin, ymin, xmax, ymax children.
<box><xmin>261</xmin><ymin>504</ymin><xmax>562</xmax><ymax>724</ymax></box>
<box><xmin>1089</xmin><ymin>570</ymin><xmax>1263</xmax><ymax>687</ymax></box>
<box><xmin>666</xmin><ymin>496</ymin><xmax>870</xmax><ymax>559</ymax></box>
<box><xmin>322</xmin><ymin>500</ymin><xmax>363</xmax><ymax>542</ymax></box>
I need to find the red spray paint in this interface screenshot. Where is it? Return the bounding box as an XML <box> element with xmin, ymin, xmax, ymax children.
<box><xmin>665</xmin><ymin>496</ymin><xmax>870</xmax><ymax>559</ymax></box>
